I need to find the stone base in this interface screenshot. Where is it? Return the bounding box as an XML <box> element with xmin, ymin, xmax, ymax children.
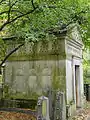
<box><xmin>0</xmin><ymin>99</ymin><xmax>37</xmax><ymax>109</ymax></box>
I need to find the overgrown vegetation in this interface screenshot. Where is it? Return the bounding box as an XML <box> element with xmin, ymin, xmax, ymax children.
<box><xmin>0</xmin><ymin>0</ymin><xmax>90</xmax><ymax>65</ymax></box>
<box><xmin>83</xmin><ymin>49</ymin><xmax>90</xmax><ymax>84</ymax></box>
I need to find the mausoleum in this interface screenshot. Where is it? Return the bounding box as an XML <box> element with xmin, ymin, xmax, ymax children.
<box><xmin>3</xmin><ymin>23</ymin><xmax>84</xmax><ymax>116</ymax></box>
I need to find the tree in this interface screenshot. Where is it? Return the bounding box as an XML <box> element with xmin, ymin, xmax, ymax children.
<box><xmin>0</xmin><ymin>0</ymin><xmax>90</xmax><ymax>67</ymax></box>
<box><xmin>83</xmin><ymin>49</ymin><xmax>90</xmax><ymax>84</ymax></box>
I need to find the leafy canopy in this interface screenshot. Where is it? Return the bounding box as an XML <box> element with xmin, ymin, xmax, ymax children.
<box><xmin>0</xmin><ymin>0</ymin><xmax>90</xmax><ymax>47</ymax></box>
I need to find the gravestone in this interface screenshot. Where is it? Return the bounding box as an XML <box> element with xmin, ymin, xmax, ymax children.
<box><xmin>54</xmin><ymin>91</ymin><xmax>66</xmax><ymax>120</ymax></box>
<box><xmin>37</xmin><ymin>96</ymin><xmax>50</xmax><ymax>120</ymax></box>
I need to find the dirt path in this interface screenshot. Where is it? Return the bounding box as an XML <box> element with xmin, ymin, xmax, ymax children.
<box><xmin>0</xmin><ymin>111</ymin><xmax>36</xmax><ymax>120</ymax></box>
<box><xmin>72</xmin><ymin>102</ymin><xmax>90</xmax><ymax>120</ymax></box>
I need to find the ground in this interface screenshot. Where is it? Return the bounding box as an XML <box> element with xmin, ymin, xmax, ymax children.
<box><xmin>72</xmin><ymin>102</ymin><xmax>90</xmax><ymax>120</ymax></box>
<box><xmin>0</xmin><ymin>110</ymin><xmax>36</xmax><ymax>120</ymax></box>
<box><xmin>0</xmin><ymin>102</ymin><xmax>89</xmax><ymax>120</ymax></box>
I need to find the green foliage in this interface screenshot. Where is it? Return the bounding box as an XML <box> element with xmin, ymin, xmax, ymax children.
<box><xmin>0</xmin><ymin>38</ymin><xmax>6</xmax><ymax>60</ymax></box>
<box><xmin>83</xmin><ymin>49</ymin><xmax>90</xmax><ymax>84</ymax></box>
<box><xmin>0</xmin><ymin>0</ymin><xmax>90</xmax><ymax>45</ymax></box>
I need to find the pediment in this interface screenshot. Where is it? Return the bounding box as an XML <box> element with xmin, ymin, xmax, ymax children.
<box><xmin>65</xmin><ymin>23</ymin><xmax>83</xmax><ymax>58</ymax></box>
<box><xmin>66</xmin><ymin>23</ymin><xmax>83</xmax><ymax>45</ymax></box>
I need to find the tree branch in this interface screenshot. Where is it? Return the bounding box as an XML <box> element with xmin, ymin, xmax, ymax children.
<box><xmin>0</xmin><ymin>6</ymin><xmax>38</xmax><ymax>31</ymax></box>
<box><xmin>7</xmin><ymin>0</ymin><xmax>11</xmax><ymax>22</ymax></box>
<box><xmin>0</xmin><ymin>11</ymin><xmax>8</xmax><ymax>15</ymax></box>
<box><xmin>0</xmin><ymin>43</ymin><xmax>24</xmax><ymax>67</ymax></box>
<box><xmin>0</xmin><ymin>0</ymin><xmax>6</xmax><ymax>4</ymax></box>
<box><xmin>6</xmin><ymin>0</ymin><xmax>18</xmax><ymax>23</ymax></box>
<box><xmin>31</xmin><ymin>0</ymin><xmax>36</xmax><ymax>9</ymax></box>
<box><xmin>0</xmin><ymin>9</ymin><xmax>23</xmax><ymax>16</ymax></box>
<box><xmin>10</xmin><ymin>0</ymin><xmax>18</xmax><ymax>8</ymax></box>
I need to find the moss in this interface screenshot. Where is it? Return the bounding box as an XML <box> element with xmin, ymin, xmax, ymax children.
<box><xmin>9</xmin><ymin>91</ymin><xmax>39</xmax><ymax>100</ymax></box>
<box><xmin>3</xmin><ymin>84</ymin><xmax>10</xmax><ymax>98</ymax></box>
<box><xmin>51</xmin><ymin>67</ymin><xmax>66</xmax><ymax>91</ymax></box>
<box><xmin>8</xmin><ymin>54</ymin><xmax>66</xmax><ymax>61</ymax></box>
<box><xmin>7</xmin><ymin>39</ymin><xmax>66</xmax><ymax>61</ymax></box>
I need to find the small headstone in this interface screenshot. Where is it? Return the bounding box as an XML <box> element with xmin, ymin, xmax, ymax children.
<box><xmin>37</xmin><ymin>96</ymin><xmax>50</xmax><ymax>120</ymax></box>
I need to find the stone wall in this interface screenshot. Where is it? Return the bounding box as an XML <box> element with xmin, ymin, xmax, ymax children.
<box><xmin>6</xmin><ymin>38</ymin><xmax>66</xmax><ymax>61</ymax></box>
<box><xmin>4</xmin><ymin>39</ymin><xmax>66</xmax><ymax>99</ymax></box>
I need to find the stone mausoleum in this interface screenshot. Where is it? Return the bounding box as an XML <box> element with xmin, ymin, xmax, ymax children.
<box><xmin>3</xmin><ymin>24</ymin><xmax>84</xmax><ymax>116</ymax></box>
